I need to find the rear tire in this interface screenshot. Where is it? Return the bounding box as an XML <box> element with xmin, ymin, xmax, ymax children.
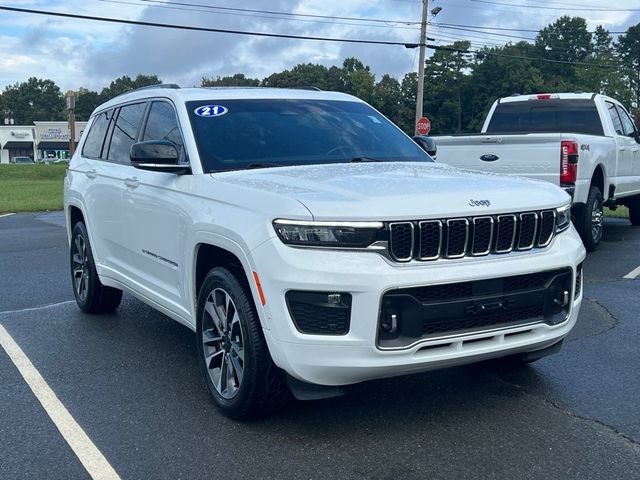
<box><xmin>575</xmin><ymin>186</ymin><xmax>603</xmax><ymax>252</ymax></box>
<box><xmin>196</xmin><ymin>267</ymin><xmax>289</xmax><ymax>419</ymax></box>
<box><xmin>628</xmin><ymin>196</ymin><xmax>640</xmax><ymax>226</ymax></box>
<box><xmin>70</xmin><ymin>222</ymin><xmax>122</xmax><ymax>314</ymax></box>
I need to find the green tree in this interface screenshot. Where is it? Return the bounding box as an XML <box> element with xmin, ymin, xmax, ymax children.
<box><xmin>575</xmin><ymin>26</ymin><xmax>629</xmax><ymax>105</ymax></box>
<box><xmin>0</xmin><ymin>77</ymin><xmax>65</xmax><ymax>124</ymax></box>
<box><xmin>201</xmin><ymin>73</ymin><xmax>260</xmax><ymax>87</ymax></box>
<box><xmin>74</xmin><ymin>88</ymin><xmax>101</xmax><ymax>121</ymax></box>
<box><xmin>339</xmin><ymin>58</ymin><xmax>375</xmax><ymax>102</ymax></box>
<box><xmin>535</xmin><ymin>16</ymin><xmax>592</xmax><ymax>85</ymax></box>
<box><xmin>422</xmin><ymin>41</ymin><xmax>472</xmax><ymax>134</ymax></box>
<box><xmin>617</xmin><ymin>22</ymin><xmax>640</xmax><ymax>119</ymax></box>
<box><xmin>99</xmin><ymin>74</ymin><xmax>162</xmax><ymax>102</ymax></box>
<box><xmin>372</xmin><ymin>74</ymin><xmax>402</xmax><ymax>125</ymax></box>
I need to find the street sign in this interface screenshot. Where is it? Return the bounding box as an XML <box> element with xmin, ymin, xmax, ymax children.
<box><xmin>416</xmin><ymin>117</ymin><xmax>431</xmax><ymax>135</ymax></box>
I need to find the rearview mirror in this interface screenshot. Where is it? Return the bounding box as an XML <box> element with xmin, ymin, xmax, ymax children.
<box><xmin>412</xmin><ymin>136</ymin><xmax>437</xmax><ymax>160</ymax></box>
<box><xmin>130</xmin><ymin>140</ymin><xmax>190</xmax><ymax>174</ymax></box>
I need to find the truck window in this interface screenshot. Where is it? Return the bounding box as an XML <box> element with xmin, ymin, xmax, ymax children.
<box><xmin>486</xmin><ymin>99</ymin><xmax>604</xmax><ymax>136</ymax></box>
<box><xmin>615</xmin><ymin>105</ymin><xmax>637</xmax><ymax>137</ymax></box>
<box><xmin>606</xmin><ymin>102</ymin><xmax>624</xmax><ymax>136</ymax></box>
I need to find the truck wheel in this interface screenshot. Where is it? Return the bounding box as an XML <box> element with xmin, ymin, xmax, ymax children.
<box><xmin>70</xmin><ymin>222</ymin><xmax>123</xmax><ymax>313</ymax></box>
<box><xmin>575</xmin><ymin>186</ymin><xmax>604</xmax><ymax>252</ymax></box>
<box><xmin>196</xmin><ymin>267</ymin><xmax>289</xmax><ymax>419</ymax></box>
<box><xmin>628</xmin><ymin>197</ymin><xmax>640</xmax><ymax>226</ymax></box>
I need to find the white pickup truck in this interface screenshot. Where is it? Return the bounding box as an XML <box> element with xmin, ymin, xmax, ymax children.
<box><xmin>433</xmin><ymin>93</ymin><xmax>640</xmax><ymax>251</ymax></box>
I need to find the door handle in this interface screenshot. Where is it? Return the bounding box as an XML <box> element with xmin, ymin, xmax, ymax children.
<box><xmin>85</xmin><ymin>169</ymin><xmax>97</xmax><ymax>179</ymax></box>
<box><xmin>124</xmin><ymin>177</ymin><xmax>139</xmax><ymax>188</ymax></box>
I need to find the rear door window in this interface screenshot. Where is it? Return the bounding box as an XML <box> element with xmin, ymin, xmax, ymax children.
<box><xmin>616</xmin><ymin>105</ymin><xmax>636</xmax><ymax>137</ymax></box>
<box><xmin>606</xmin><ymin>102</ymin><xmax>624</xmax><ymax>136</ymax></box>
<box><xmin>82</xmin><ymin>109</ymin><xmax>113</xmax><ymax>159</ymax></box>
<box><xmin>107</xmin><ymin>102</ymin><xmax>147</xmax><ymax>163</ymax></box>
<box><xmin>486</xmin><ymin>99</ymin><xmax>604</xmax><ymax>135</ymax></box>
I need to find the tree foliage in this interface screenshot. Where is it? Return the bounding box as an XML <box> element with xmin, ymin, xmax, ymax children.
<box><xmin>0</xmin><ymin>77</ymin><xmax>65</xmax><ymax>124</ymax></box>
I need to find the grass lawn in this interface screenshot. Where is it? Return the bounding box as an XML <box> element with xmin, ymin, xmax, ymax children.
<box><xmin>605</xmin><ymin>206</ymin><xmax>629</xmax><ymax>219</ymax></box>
<box><xmin>0</xmin><ymin>164</ymin><xmax>67</xmax><ymax>214</ymax></box>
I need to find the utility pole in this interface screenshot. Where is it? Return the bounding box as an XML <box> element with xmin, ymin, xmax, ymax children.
<box><xmin>414</xmin><ymin>0</ymin><xmax>429</xmax><ymax>136</ymax></box>
<box><xmin>66</xmin><ymin>90</ymin><xmax>76</xmax><ymax>157</ymax></box>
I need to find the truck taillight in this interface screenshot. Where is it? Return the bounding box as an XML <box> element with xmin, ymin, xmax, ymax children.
<box><xmin>560</xmin><ymin>140</ymin><xmax>579</xmax><ymax>184</ymax></box>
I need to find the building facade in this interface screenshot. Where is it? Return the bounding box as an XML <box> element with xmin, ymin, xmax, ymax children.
<box><xmin>0</xmin><ymin>121</ymin><xmax>87</xmax><ymax>163</ymax></box>
<box><xmin>0</xmin><ymin>126</ymin><xmax>35</xmax><ymax>163</ymax></box>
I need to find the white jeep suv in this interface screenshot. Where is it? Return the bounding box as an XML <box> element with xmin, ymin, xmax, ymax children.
<box><xmin>64</xmin><ymin>85</ymin><xmax>586</xmax><ymax>418</ymax></box>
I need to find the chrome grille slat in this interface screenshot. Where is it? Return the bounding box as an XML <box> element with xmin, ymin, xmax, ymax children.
<box><xmin>471</xmin><ymin>216</ymin><xmax>494</xmax><ymax>256</ymax></box>
<box><xmin>389</xmin><ymin>222</ymin><xmax>414</xmax><ymax>262</ymax></box>
<box><xmin>387</xmin><ymin>209</ymin><xmax>558</xmax><ymax>262</ymax></box>
<box><xmin>495</xmin><ymin>214</ymin><xmax>517</xmax><ymax>253</ymax></box>
<box><xmin>517</xmin><ymin>212</ymin><xmax>538</xmax><ymax>250</ymax></box>
<box><xmin>418</xmin><ymin>220</ymin><xmax>442</xmax><ymax>260</ymax></box>
<box><xmin>445</xmin><ymin>219</ymin><xmax>469</xmax><ymax>258</ymax></box>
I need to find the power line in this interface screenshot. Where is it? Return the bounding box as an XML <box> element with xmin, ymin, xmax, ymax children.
<box><xmin>0</xmin><ymin>5</ymin><xmax>426</xmax><ymax>47</ymax></box>
<box><xmin>97</xmin><ymin>0</ymin><xmax>421</xmax><ymax>31</ymax></box>
<box><xmin>470</xmin><ymin>0</ymin><xmax>640</xmax><ymax>12</ymax></box>
<box><xmin>432</xmin><ymin>21</ymin><xmax>626</xmax><ymax>35</ymax></box>
<box><xmin>136</xmin><ymin>0</ymin><xmax>421</xmax><ymax>25</ymax></box>
<box><xmin>97</xmin><ymin>0</ymin><xmax>419</xmax><ymax>31</ymax></box>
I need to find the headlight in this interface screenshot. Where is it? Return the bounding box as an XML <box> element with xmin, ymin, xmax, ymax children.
<box><xmin>555</xmin><ymin>204</ymin><xmax>572</xmax><ymax>233</ymax></box>
<box><xmin>273</xmin><ymin>219</ymin><xmax>383</xmax><ymax>248</ymax></box>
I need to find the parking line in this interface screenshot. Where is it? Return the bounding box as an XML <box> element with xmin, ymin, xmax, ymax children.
<box><xmin>0</xmin><ymin>213</ymin><xmax>15</xmax><ymax>218</ymax></box>
<box><xmin>0</xmin><ymin>325</ymin><xmax>121</xmax><ymax>480</ymax></box>
<box><xmin>623</xmin><ymin>265</ymin><xmax>640</xmax><ymax>280</ymax></box>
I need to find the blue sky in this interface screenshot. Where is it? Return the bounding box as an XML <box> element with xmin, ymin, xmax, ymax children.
<box><xmin>0</xmin><ymin>0</ymin><xmax>638</xmax><ymax>91</ymax></box>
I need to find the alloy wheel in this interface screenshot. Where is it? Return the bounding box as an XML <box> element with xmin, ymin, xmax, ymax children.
<box><xmin>202</xmin><ymin>288</ymin><xmax>245</xmax><ymax>399</ymax></box>
<box><xmin>591</xmin><ymin>199</ymin><xmax>604</xmax><ymax>244</ymax></box>
<box><xmin>71</xmin><ymin>234</ymin><xmax>89</xmax><ymax>301</ymax></box>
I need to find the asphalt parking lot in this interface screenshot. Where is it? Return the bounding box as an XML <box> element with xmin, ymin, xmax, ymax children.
<box><xmin>1</xmin><ymin>211</ymin><xmax>639</xmax><ymax>479</ymax></box>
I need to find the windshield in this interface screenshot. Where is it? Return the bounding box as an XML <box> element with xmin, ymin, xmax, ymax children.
<box><xmin>14</xmin><ymin>157</ymin><xmax>33</xmax><ymax>163</ymax></box>
<box><xmin>486</xmin><ymin>99</ymin><xmax>604</xmax><ymax>136</ymax></box>
<box><xmin>186</xmin><ymin>99</ymin><xmax>432</xmax><ymax>172</ymax></box>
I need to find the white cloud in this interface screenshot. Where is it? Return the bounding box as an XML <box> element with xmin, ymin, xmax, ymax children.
<box><xmin>0</xmin><ymin>0</ymin><xmax>638</xmax><ymax>92</ymax></box>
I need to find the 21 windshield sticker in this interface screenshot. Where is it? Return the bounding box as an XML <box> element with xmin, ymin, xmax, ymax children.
<box><xmin>194</xmin><ymin>105</ymin><xmax>228</xmax><ymax>117</ymax></box>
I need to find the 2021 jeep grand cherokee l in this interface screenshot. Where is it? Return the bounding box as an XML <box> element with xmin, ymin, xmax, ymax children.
<box><xmin>64</xmin><ymin>85</ymin><xmax>586</xmax><ymax>418</ymax></box>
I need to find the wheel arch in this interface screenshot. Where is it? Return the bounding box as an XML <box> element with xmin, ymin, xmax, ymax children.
<box><xmin>191</xmin><ymin>237</ymin><xmax>267</xmax><ymax>329</ymax></box>
<box><xmin>590</xmin><ymin>164</ymin><xmax>606</xmax><ymax>197</ymax></box>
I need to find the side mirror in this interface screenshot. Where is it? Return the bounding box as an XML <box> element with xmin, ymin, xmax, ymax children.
<box><xmin>412</xmin><ymin>135</ymin><xmax>437</xmax><ymax>160</ymax></box>
<box><xmin>130</xmin><ymin>140</ymin><xmax>190</xmax><ymax>174</ymax></box>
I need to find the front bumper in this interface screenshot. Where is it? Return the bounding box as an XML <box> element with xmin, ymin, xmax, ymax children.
<box><xmin>251</xmin><ymin>226</ymin><xmax>586</xmax><ymax>386</ymax></box>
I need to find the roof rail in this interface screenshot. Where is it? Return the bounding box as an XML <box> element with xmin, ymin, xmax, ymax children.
<box><xmin>111</xmin><ymin>83</ymin><xmax>181</xmax><ymax>100</ymax></box>
<box><xmin>290</xmin><ymin>86</ymin><xmax>322</xmax><ymax>91</ymax></box>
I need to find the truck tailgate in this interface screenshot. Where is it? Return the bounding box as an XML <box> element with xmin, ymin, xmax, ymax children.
<box><xmin>434</xmin><ymin>134</ymin><xmax>563</xmax><ymax>185</ymax></box>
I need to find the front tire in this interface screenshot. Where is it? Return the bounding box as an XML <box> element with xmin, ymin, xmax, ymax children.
<box><xmin>575</xmin><ymin>186</ymin><xmax>604</xmax><ymax>252</ymax></box>
<box><xmin>196</xmin><ymin>267</ymin><xmax>288</xmax><ymax>419</ymax></box>
<box><xmin>70</xmin><ymin>222</ymin><xmax>122</xmax><ymax>314</ymax></box>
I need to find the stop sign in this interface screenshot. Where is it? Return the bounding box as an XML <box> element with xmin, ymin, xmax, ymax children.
<box><xmin>416</xmin><ymin>117</ymin><xmax>431</xmax><ymax>135</ymax></box>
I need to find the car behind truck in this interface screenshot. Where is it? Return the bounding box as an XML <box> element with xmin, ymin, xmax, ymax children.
<box><xmin>433</xmin><ymin>93</ymin><xmax>640</xmax><ymax>251</ymax></box>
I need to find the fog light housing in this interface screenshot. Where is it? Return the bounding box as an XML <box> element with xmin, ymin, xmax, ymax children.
<box><xmin>286</xmin><ymin>291</ymin><xmax>352</xmax><ymax>335</ymax></box>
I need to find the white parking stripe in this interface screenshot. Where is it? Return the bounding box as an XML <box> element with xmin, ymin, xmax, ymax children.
<box><xmin>0</xmin><ymin>213</ymin><xmax>15</xmax><ymax>218</ymax></box>
<box><xmin>0</xmin><ymin>325</ymin><xmax>121</xmax><ymax>480</ymax></box>
<box><xmin>623</xmin><ymin>265</ymin><xmax>640</xmax><ymax>280</ymax></box>
<box><xmin>0</xmin><ymin>300</ymin><xmax>75</xmax><ymax>317</ymax></box>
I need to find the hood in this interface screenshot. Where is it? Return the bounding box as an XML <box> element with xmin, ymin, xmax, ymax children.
<box><xmin>212</xmin><ymin>162</ymin><xmax>570</xmax><ymax>221</ymax></box>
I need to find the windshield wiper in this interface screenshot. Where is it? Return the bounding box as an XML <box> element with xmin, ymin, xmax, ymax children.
<box><xmin>349</xmin><ymin>156</ymin><xmax>383</xmax><ymax>163</ymax></box>
<box><xmin>245</xmin><ymin>162</ymin><xmax>282</xmax><ymax>170</ymax></box>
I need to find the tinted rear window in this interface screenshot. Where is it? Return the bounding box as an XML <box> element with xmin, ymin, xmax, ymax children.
<box><xmin>486</xmin><ymin>99</ymin><xmax>604</xmax><ymax>136</ymax></box>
